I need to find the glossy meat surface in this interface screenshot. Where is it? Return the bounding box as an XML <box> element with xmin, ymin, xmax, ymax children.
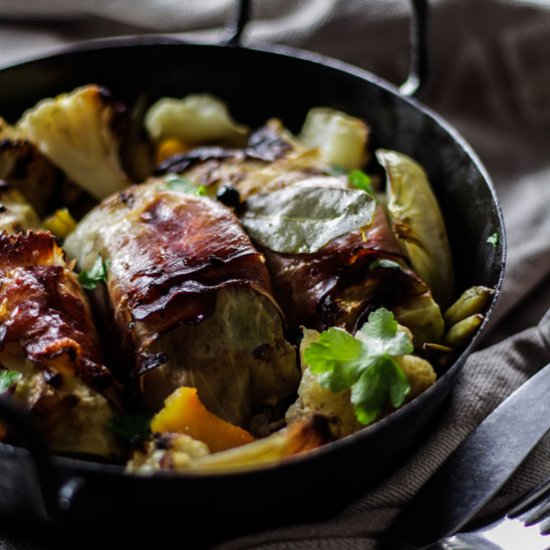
<box><xmin>159</xmin><ymin>127</ymin><xmax>443</xmax><ymax>340</ymax></box>
<box><xmin>0</xmin><ymin>231</ymin><xmax>118</xmax><ymax>456</ymax></box>
<box><xmin>261</xmin><ymin>204</ymin><xmax>406</xmax><ymax>331</ymax></box>
<box><xmin>65</xmin><ymin>181</ymin><xmax>299</xmax><ymax>426</ymax></box>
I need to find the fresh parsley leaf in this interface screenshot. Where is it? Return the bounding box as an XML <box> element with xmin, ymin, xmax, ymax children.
<box><xmin>106</xmin><ymin>414</ymin><xmax>152</xmax><ymax>444</ymax></box>
<box><xmin>78</xmin><ymin>255</ymin><xmax>109</xmax><ymax>290</ymax></box>
<box><xmin>303</xmin><ymin>327</ymin><xmax>364</xmax><ymax>392</ymax></box>
<box><xmin>327</xmin><ymin>166</ymin><xmax>375</xmax><ymax>198</ymax></box>
<box><xmin>486</xmin><ymin>232</ymin><xmax>499</xmax><ymax>248</ymax></box>
<box><xmin>351</xmin><ymin>357</ymin><xmax>410</xmax><ymax>424</ymax></box>
<box><xmin>387</xmin><ymin>359</ymin><xmax>411</xmax><ymax>407</ymax></box>
<box><xmin>348</xmin><ymin>169</ymin><xmax>375</xmax><ymax>198</ymax></box>
<box><xmin>163</xmin><ymin>174</ymin><xmax>207</xmax><ymax>196</ymax></box>
<box><xmin>350</xmin><ymin>364</ymin><xmax>387</xmax><ymax>425</ymax></box>
<box><xmin>355</xmin><ymin>308</ymin><xmax>413</xmax><ymax>358</ymax></box>
<box><xmin>369</xmin><ymin>258</ymin><xmax>403</xmax><ymax>271</ymax></box>
<box><xmin>303</xmin><ymin>307</ymin><xmax>412</xmax><ymax>425</ymax></box>
<box><xmin>0</xmin><ymin>370</ymin><xmax>22</xmax><ymax>393</ymax></box>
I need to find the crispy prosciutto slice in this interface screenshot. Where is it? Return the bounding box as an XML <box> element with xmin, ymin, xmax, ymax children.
<box><xmin>64</xmin><ymin>180</ymin><xmax>299</xmax><ymax>428</ymax></box>
<box><xmin>159</xmin><ymin>128</ymin><xmax>445</xmax><ymax>345</ymax></box>
<box><xmin>259</xmin><ymin>202</ymin><xmax>445</xmax><ymax>344</ymax></box>
<box><xmin>0</xmin><ymin>231</ymin><xmax>119</xmax><ymax>457</ymax></box>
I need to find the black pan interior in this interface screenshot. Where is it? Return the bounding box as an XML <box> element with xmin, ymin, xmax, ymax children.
<box><xmin>0</xmin><ymin>40</ymin><xmax>503</xmax><ymax>294</ymax></box>
<box><xmin>0</xmin><ymin>39</ymin><xmax>505</xmax><ymax>534</ymax></box>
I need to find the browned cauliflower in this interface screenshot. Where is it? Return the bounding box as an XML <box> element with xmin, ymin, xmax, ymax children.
<box><xmin>287</xmin><ymin>327</ymin><xmax>436</xmax><ymax>439</ymax></box>
<box><xmin>18</xmin><ymin>85</ymin><xmax>131</xmax><ymax>200</ymax></box>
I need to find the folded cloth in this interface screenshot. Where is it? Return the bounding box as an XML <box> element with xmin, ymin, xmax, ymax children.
<box><xmin>216</xmin><ymin>311</ymin><xmax>550</xmax><ymax>549</ymax></box>
<box><xmin>0</xmin><ymin>0</ymin><xmax>550</xmax><ymax>549</ymax></box>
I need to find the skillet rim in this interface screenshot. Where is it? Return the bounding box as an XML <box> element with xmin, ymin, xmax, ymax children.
<box><xmin>0</xmin><ymin>35</ymin><xmax>506</xmax><ymax>480</ymax></box>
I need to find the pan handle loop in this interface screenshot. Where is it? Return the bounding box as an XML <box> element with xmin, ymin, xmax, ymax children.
<box><xmin>223</xmin><ymin>0</ymin><xmax>251</xmax><ymax>46</ymax></box>
<box><xmin>401</xmin><ymin>0</ymin><xmax>429</xmax><ymax>97</ymax></box>
<box><xmin>222</xmin><ymin>0</ymin><xmax>429</xmax><ymax>97</ymax></box>
<box><xmin>0</xmin><ymin>395</ymin><xmax>62</xmax><ymax>521</ymax></box>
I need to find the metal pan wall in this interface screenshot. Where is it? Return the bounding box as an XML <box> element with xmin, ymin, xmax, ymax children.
<box><xmin>0</xmin><ymin>38</ymin><xmax>505</xmax><ymax>540</ymax></box>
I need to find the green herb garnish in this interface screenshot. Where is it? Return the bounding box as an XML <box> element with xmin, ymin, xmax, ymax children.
<box><xmin>163</xmin><ymin>174</ymin><xmax>207</xmax><ymax>196</ymax></box>
<box><xmin>0</xmin><ymin>370</ymin><xmax>22</xmax><ymax>394</ymax></box>
<box><xmin>348</xmin><ymin>169</ymin><xmax>375</xmax><ymax>198</ymax></box>
<box><xmin>106</xmin><ymin>414</ymin><xmax>152</xmax><ymax>444</ymax></box>
<box><xmin>303</xmin><ymin>307</ymin><xmax>412</xmax><ymax>425</ymax></box>
<box><xmin>78</xmin><ymin>255</ymin><xmax>109</xmax><ymax>290</ymax></box>
<box><xmin>486</xmin><ymin>232</ymin><xmax>499</xmax><ymax>248</ymax></box>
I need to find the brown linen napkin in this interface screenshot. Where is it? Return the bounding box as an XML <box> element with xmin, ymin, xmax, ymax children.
<box><xmin>0</xmin><ymin>1</ymin><xmax>550</xmax><ymax>549</ymax></box>
<box><xmin>214</xmin><ymin>311</ymin><xmax>550</xmax><ymax>549</ymax></box>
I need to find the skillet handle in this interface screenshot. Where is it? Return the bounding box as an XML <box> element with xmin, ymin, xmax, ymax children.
<box><xmin>401</xmin><ymin>0</ymin><xmax>429</xmax><ymax>97</ymax></box>
<box><xmin>224</xmin><ymin>0</ymin><xmax>251</xmax><ymax>46</ymax></box>
<box><xmin>222</xmin><ymin>0</ymin><xmax>429</xmax><ymax>97</ymax></box>
<box><xmin>0</xmin><ymin>395</ymin><xmax>63</xmax><ymax>521</ymax></box>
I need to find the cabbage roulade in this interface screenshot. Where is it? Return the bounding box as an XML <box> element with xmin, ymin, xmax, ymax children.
<box><xmin>238</xmin><ymin>176</ymin><xmax>445</xmax><ymax>346</ymax></box>
<box><xmin>156</xmin><ymin>122</ymin><xmax>444</xmax><ymax>345</ymax></box>
<box><xmin>64</xmin><ymin>179</ymin><xmax>299</xmax><ymax>427</ymax></box>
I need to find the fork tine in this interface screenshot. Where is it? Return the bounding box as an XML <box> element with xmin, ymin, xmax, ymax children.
<box><xmin>508</xmin><ymin>477</ymin><xmax>550</xmax><ymax>518</ymax></box>
<box><xmin>538</xmin><ymin>516</ymin><xmax>550</xmax><ymax>536</ymax></box>
<box><xmin>522</xmin><ymin>499</ymin><xmax>550</xmax><ymax>526</ymax></box>
<box><xmin>432</xmin><ymin>477</ymin><xmax>550</xmax><ymax>548</ymax></box>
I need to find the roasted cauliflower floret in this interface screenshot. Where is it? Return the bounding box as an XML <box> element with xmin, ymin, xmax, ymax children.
<box><xmin>287</xmin><ymin>326</ymin><xmax>436</xmax><ymax>439</ymax></box>
<box><xmin>0</xmin><ymin>118</ymin><xmax>61</xmax><ymax>216</ymax></box>
<box><xmin>127</xmin><ymin>432</ymin><xmax>210</xmax><ymax>473</ymax></box>
<box><xmin>286</xmin><ymin>366</ymin><xmax>361</xmax><ymax>439</ymax></box>
<box><xmin>18</xmin><ymin>85</ymin><xmax>131</xmax><ymax>200</ymax></box>
<box><xmin>286</xmin><ymin>329</ymin><xmax>361</xmax><ymax>438</ymax></box>
<box><xmin>0</xmin><ymin>183</ymin><xmax>42</xmax><ymax>233</ymax></box>
<box><xmin>145</xmin><ymin>93</ymin><xmax>249</xmax><ymax>146</ymax></box>
<box><xmin>128</xmin><ymin>417</ymin><xmax>330</xmax><ymax>474</ymax></box>
<box><xmin>298</xmin><ymin>107</ymin><xmax>369</xmax><ymax>170</ymax></box>
<box><xmin>396</xmin><ymin>354</ymin><xmax>437</xmax><ymax>399</ymax></box>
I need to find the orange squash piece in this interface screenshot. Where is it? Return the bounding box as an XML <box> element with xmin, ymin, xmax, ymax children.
<box><xmin>155</xmin><ymin>138</ymin><xmax>191</xmax><ymax>163</ymax></box>
<box><xmin>151</xmin><ymin>386</ymin><xmax>255</xmax><ymax>453</ymax></box>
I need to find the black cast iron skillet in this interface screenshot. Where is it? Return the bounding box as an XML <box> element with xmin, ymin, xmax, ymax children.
<box><xmin>0</xmin><ymin>1</ymin><xmax>505</xmax><ymax>545</ymax></box>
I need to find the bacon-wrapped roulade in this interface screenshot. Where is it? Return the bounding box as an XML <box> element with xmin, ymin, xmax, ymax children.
<box><xmin>241</xmin><ymin>179</ymin><xmax>444</xmax><ymax>345</ymax></box>
<box><xmin>158</xmin><ymin>123</ymin><xmax>445</xmax><ymax>346</ymax></box>
<box><xmin>64</xmin><ymin>180</ymin><xmax>299</xmax><ymax>428</ymax></box>
<box><xmin>249</xmin><ymin>193</ymin><xmax>444</xmax><ymax>344</ymax></box>
<box><xmin>0</xmin><ymin>231</ymin><xmax>120</xmax><ymax>457</ymax></box>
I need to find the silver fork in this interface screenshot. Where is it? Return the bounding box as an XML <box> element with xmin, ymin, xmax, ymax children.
<box><xmin>433</xmin><ymin>477</ymin><xmax>550</xmax><ymax>550</ymax></box>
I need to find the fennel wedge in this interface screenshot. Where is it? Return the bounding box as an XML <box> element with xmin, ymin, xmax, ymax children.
<box><xmin>377</xmin><ymin>149</ymin><xmax>454</xmax><ymax>307</ymax></box>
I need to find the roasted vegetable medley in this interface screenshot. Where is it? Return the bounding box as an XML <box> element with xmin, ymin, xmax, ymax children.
<box><xmin>0</xmin><ymin>85</ymin><xmax>495</xmax><ymax>472</ymax></box>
